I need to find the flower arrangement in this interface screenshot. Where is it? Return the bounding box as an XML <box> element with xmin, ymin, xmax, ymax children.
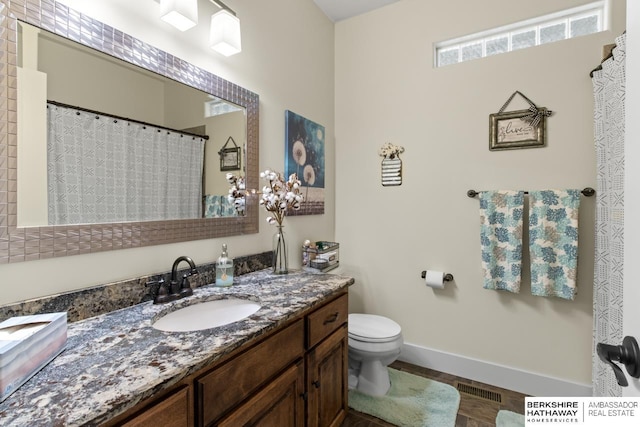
<box><xmin>226</xmin><ymin>169</ymin><xmax>304</xmax><ymax>226</ymax></box>
<box><xmin>378</xmin><ymin>142</ymin><xmax>405</xmax><ymax>159</ymax></box>
<box><xmin>227</xmin><ymin>169</ymin><xmax>303</xmax><ymax>275</ymax></box>
<box><xmin>226</xmin><ymin>173</ymin><xmax>246</xmax><ymax>215</ymax></box>
<box><xmin>259</xmin><ymin>170</ymin><xmax>303</xmax><ymax>226</ymax></box>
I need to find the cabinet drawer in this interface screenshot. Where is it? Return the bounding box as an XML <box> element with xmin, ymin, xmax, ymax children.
<box><xmin>121</xmin><ymin>386</ymin><xmax>189</xmax><ymax>427</ymax></box>
<box><xmin>196</xmin><ymin>319</ymin><xmax>304</xmax><ymax>426</ymax></box>
<box><xmin>306</xmin><ymin>293</ymin><xmax>348</xmax><ymax>349</ymax></box>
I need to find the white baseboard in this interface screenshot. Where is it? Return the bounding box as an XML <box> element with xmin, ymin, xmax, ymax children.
<box><xmin>398</xmin><ymin>342</ymin><xmax>592</xmax><ymax>397</ymax></box>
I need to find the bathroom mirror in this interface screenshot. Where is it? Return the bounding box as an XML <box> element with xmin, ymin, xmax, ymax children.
<box><xmin>0</xmin><ymin>0</ymin><xmax>259</xmax><ymax>263</ymax></box>
<box><xmin>18</xmin><ymin>21</ymin><xmax>246</xmax><ymax>225</ymax></box>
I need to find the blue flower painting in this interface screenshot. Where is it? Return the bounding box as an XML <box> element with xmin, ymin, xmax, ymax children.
<box><xmin>284</xmin><ymin>110</ymin><xmax>325</xmax><ymax>215</ymax></box>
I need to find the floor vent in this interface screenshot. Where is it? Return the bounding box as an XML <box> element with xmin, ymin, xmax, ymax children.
<box><xmin>455</xmin><ymin>382</ymin><xmax>502</xmax><ymax>403</ymax></box>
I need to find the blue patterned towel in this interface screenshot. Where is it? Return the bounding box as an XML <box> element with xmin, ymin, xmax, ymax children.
<box><xmin>479</xmin><ymin>191</ymin><xmax>524</xmax><ymax>293</ymax></box>
<box><xmin>203</xmin><ymin>195</ymin><xmax>222</xmax><ymax>218</ymax></box>
<box><xmin>528</xmin><ymin>190</ymin><xmax>581</xmax><ymax>300</ymax></box>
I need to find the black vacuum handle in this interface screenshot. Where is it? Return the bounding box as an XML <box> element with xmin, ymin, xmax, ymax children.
<box><xmin>596</xmin><ymin>336</ymin><xmax>640</xmax><ymax>387</ymax></box>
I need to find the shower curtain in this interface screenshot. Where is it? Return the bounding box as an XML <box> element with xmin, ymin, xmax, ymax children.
<box><xmin>591</xmin><ymin>33</ymin><xmax>626</xmax><ymax>397</ymax></box>
<box><xmin>47</xmin><ymin>103</ymin><xmax>205</xmax><ymax>225</ymax></box>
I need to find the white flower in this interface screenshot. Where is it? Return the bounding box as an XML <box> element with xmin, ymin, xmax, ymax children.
<box><xmin>292</xmin><ymin>140</ymin><xmax>307</xmax><ymax>166</ymax></box>
<box><xmin>227</xmin><ymin>169</ymin><xmax>304</xmax><ymax>226</ymax></box>
<box><xmin>378</xmin><ymin>142</ymin><xmax>405</xmax><ymax>158</ymax></box>
<box><xmin>303</xmin><ymin>165</ymin><xmax>315</xmax><ymax>186</ymax></box>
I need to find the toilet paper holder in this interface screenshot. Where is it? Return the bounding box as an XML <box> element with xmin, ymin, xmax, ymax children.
<box><xmin>420</xmin><ymin>271</ymin><xmax>453</xmax><ymax>282</ymax></box>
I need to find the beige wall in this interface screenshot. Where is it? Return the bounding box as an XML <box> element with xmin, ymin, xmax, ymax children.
<box><xmin>0</xmin><ymin>0</ymin><xmax>335</xmax><ymax>304</ymax></box>
<box><xmin>17</xmin><ymin>67</ymin><xmax>48</xmax><ymax>226</ymax></box>
<box><xmin>202</xmin><ymin>111</ymin><xmax>246</xmax><ymax>196</ymax></box>
<box><xmin>38</xmin><ymin>30</ymin><xmax>166</xmax><ymax>124</ymax></box>
<box><xmin>335</xmin><ymin>0</ymin><xmax>626</xmax><ymax>387</ymax></box>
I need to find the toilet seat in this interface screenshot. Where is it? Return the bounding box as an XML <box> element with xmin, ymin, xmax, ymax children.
<box><xmin>348</xmin><ymin>314</ymin><xmax>402</xmax><ymax>343</ymax></box>
<box><xmin>348</xmin><ymin>333</ymin><xmax>403</xmax><ymax>353</ymax></box>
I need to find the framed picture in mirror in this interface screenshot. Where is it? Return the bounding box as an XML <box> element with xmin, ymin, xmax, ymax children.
<box><xmin>219</xmin><ymin>137</ymin><xmax>242</xmax><ymax>171</ymax></box>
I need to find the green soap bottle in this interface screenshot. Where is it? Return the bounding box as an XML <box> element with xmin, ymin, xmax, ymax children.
<box><xmin>215</xmin><ymin>244</ymin><xmax>234</xmax><ymax>287</ymax></box>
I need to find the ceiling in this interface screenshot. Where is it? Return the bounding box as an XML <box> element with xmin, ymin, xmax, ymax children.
<box><xmin>313</xmin><ymin>0</ymin><xmax>401</xmax><ymax>22</ymax></box>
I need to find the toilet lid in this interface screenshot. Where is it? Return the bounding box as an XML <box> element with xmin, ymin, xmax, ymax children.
<box><xmin>349</xmin><ymin>313</ymin><xmax>402</xmax><ymax>341</ymax></box>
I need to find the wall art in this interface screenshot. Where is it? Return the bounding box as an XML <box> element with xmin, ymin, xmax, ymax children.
<box><xmin>489</xmin><ymin>91</ymin><xmax>552</xmax><ymax>151</ymax></box>
<box><xmin>284</xmin><ymin>110</ymin><xmax>325</xmax><ymax>215</ymax></box>
<box><xmin>379</xmin><ymin>142</ymin><xmax>404</xmax><ymax>186</ymax></box>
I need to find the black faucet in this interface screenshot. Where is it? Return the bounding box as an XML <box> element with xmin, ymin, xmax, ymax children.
<box><xmin>170</xmin><ymin>256</ymin><xmax>198</xmax><ymax>298</ymax></box>
<box><xmin>150</xmin><ymin>256</ymin><xmax>199</xmax><ymax>304</ymax></box>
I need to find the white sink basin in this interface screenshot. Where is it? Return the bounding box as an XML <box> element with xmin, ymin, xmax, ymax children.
<box><xmin>152</xmin><ymin>298</ymin><xmax>261</xmax><ymax>332</ymax></box>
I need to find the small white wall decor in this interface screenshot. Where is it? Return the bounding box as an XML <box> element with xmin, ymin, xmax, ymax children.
<box><xmin>379</xmin><ymin>142</ymin><xmax>404</xmax><ymax>186</ymax></box>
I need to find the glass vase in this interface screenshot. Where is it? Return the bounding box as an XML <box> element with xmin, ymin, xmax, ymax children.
<box><xmin>272</xmin><ymin>224</ymin><xmax>289</xmax><ymax>274</ymax></box>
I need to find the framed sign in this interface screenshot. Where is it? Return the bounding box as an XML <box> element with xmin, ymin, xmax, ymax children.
<box><xmin>489</xmin><ymin>108</ymin><xmax>546</xmax><ymax>151</ymax></box>
<box><xmin>219</xmin><ymin>137</ymin><xmax>241</xmax><ymax>171</ymax></box>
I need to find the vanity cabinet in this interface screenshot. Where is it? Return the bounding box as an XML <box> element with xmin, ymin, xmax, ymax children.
<box><xmin>305</xmin><ymin>294</ymin><xmax>349</xmax><ymax>427</ymax></box>
<box><xmin>206</xmin><ymin>292</ymin><xmax>348</xmax><ymax>427</ymax></box>
<box><xmin>105</xmin><ymin>290</ymin><xmax>348</xmax><ymax>427</ymax></box>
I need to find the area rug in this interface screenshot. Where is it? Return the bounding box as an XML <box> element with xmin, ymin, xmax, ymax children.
<box><xmin>496</xmin><ymin>410</ymin><xmax>525</xmax><ymax>427</ymax></box>
<box><xmin>348</xmin><ymin>368</ymin><xmax>460</xmax><ymax>427</ymax></box>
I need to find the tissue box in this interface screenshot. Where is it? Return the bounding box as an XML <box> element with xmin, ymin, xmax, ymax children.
<box><xmin>303</xmin><ymin>241</ymin><xmax>339</xmax><ymax>272</ymax></box>
<box><xmin>0</xmin><ymin>312</ymin><xmax>67</xmax><ymax>401</ymax></box>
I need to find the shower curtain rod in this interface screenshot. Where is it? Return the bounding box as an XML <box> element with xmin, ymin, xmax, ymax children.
<box><xmin>466</xmin><ymin>187</ymin><xmax>595</xmax><ymax>198</ymax></box>
<box><xmin>47</xmin><ymin>100</ymin><xmax>210</xmax><ymax>140</ymax></box>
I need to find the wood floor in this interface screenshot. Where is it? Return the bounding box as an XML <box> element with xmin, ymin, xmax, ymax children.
<box><xmin>341</xmin><ymin>360</ymin><xmax>527</xmax><ymax>427</ymax></box>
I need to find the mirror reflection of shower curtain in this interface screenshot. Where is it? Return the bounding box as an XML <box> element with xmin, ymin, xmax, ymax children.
<box><xmin>591</xmin><ymin>33</ymin><xmax>626</xmax><ymax>397</ymax></box>
<box><xmin>46</xmin><ymin>103</ymin><xmax>205</xmax><ymax>225</ymax></box>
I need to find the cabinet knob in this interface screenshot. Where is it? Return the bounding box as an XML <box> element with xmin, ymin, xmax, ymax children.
<box><xmin>312</xmin><ymin>380</ymin><xmax>320</xmax><ymax>389</ymax></box>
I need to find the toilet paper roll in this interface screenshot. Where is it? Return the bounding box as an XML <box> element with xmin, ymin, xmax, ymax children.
<box><xmin>425</xmin><ymin>270</ymin><xmax>445</xmax><ymax>289</ymax></box>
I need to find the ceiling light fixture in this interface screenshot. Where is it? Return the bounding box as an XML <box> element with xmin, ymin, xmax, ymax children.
<box><xmin>160</xmin><ymin>0</ymin><xmax>198</xmax><ymax>31</ymax></box>
<box><xmin>209</xmin><ymin>0</ymin><xmax>242</xmax><ymax>56</ymax></box>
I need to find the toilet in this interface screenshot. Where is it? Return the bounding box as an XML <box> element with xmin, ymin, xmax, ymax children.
<box><xmin>348</xmin><ymin>313</ymin><xmax>403</xmax><ymax>396</ymax></box>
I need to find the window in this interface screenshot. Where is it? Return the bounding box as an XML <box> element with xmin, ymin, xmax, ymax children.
<box><xmin>434</xmin><ymin>1</ymin><xmax>608</xmax><ymax>67</ymax></box>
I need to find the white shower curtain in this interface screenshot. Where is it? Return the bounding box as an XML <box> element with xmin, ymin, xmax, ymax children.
<box><xmin>47</xmin><ymin>103</ymin><xmax>205</xmax><ymax>225</ymax></box>
<box><xmin>591</xmin><ymin>33</ymin><xmax>626</xmax><ymax>397</ymax></box>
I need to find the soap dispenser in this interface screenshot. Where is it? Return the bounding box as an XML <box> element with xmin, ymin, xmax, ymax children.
<box><xmin>215</xmin><ymin>244</ymin><xmax>234</xmax><ymax>287</ymax></box>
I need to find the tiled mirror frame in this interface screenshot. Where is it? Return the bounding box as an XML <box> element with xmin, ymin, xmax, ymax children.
<box><xmin>0</xmin><ymin>0</ymin><xmax>259</xmax><ymax>263</ymax></box>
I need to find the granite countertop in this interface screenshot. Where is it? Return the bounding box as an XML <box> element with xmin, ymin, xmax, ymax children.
<box><xmin>0</xmin><ymin>269</ymin><xmax>354</xmax><ymax>426</ymax></box>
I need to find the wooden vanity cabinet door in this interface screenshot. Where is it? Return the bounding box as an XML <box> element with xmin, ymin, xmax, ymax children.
<box><xmin>196</xmin><ymin>319</ymin><xmax>304</xmax><ymax>426</ymax></box>
<box><xmin>120</xmin><ymin>385</ymin><xmax>190</xmax><ymax>427</ymax></box>
<box><xmin>217</xmin><ymin>361</ymin><xmax>305</xmax><ymax>427</ymax></box>
<box><xmin>306</xmin><ymin>324</ymin><xmax>348</xmax><ymax>427</ymax></box>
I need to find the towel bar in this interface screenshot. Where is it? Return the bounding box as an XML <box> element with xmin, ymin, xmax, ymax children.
<box><xmin>466</xmin><ymin>187</ymin><xmax>595</xmax><ymax>198</ymax></box>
